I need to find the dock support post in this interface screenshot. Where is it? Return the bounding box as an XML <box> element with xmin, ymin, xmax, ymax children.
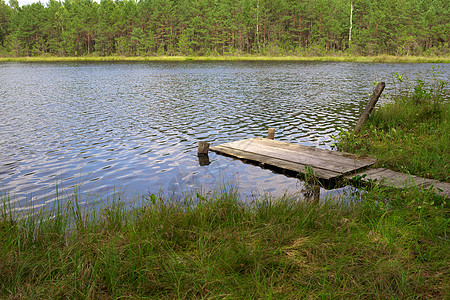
<box><xmin>198</xmin><ymin>155</ymin><xmax>210</xmax><ymax>166</ymax></box>
<box><xmin>198</xmin><ymin>141</ymin><xmax>210</xmax><ymax>155</ymax></box>
<box><xmin>268</xmin><ymin>128</ymin><xmax>275</xmax><ymax>140</ymax></box>
<box><xmin>354</xmin><ymin>82</ymin><xmax>385</xmax><ymax>134</ymax></box>
<box><xmin>198</xmin><ymin>141</ymin><xmax>210</xmax><ymax>166</ymax></box>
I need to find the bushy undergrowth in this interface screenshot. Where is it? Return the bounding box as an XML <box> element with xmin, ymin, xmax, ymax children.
<box><xmin>337</xmin><ymin>71</ymin><xmax>449</xmax><ymax>182</ymax></box>
<box><xmin>1</xmin><ymin>185</ymin><xmax>448</xmax><ymax>298</ymax></box>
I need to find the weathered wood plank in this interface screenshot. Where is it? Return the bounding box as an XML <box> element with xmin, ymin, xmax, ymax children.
<box><xmin>347</xmin><ymin>168</ymin><xmax>449</xmax><ymax>198</ymax></box>
<box><xmin>217</xmin><ymin>143</ymin><xmax>352</xmax><ymax>174</ymax></box>
<box><xmin>221</xmin><ymin>145</ymin><xmax>350</xmax><ymax>174</ymax></box>
<box><xmin>421</xmin><ymin>180</ymin><xmax>450</xmax><ymax>198</ymax></box>
<box><xmin>211</xmin><ymin>137</ymin><xmax>375</xmax><ymax>180</ymax></box>
<box><xmin>252</xmin><ymin>138</ymin><xmax>364</xmax><ymax>160</ymax></box>
<box><xmin>211</xmin><ymin>145</ymin><xmax>341</xmax><ymax>180</ymax></box>
<box><xmin>214</xmin><ymin>138</ymin><xmax>375</xmax><ymax>173</ymax></box>
<box><xmin>247</xmin><ymin>138</ymin><xmax>376</xmax><ymax>168</ymax></box>
<box><xmin>350</xmin><ymin>168</ymin><xmax>433</xmax><ymax>187</ymax></box>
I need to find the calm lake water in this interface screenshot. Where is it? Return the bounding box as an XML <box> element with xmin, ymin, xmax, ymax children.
<box><xmin>0</xmin><ymin>61</ymin><xmax>448</xmax><ymax>211</ymax></box>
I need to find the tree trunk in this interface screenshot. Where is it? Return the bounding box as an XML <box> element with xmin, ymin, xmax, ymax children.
<box><xmin>348</xmin><ymin>1</ymin><xmax>353</xmax><ymax>48</ymax></box>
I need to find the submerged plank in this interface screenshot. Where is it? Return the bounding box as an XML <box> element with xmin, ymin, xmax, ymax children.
<box><xmin>422</xmin><ymin>181</ymin><xmax>450</xmax><ymax>198</ymax></box>
<box><xmin>347</xmin><ymin>168</ymin><xmax>430</xmax><ymax>187</ymax></box>
<box><xmin>347</xmin><ymin>168</ymin><xmax>449</xmax><ymax>198</ymax></box>
<box><xmin>211</xmin><ymin>137</ymin><xmax>375</xmax><ymax>180</ymax></box>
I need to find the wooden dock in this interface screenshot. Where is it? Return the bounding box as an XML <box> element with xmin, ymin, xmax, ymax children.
<box><xmin>210</xmin><ymin>137</ymin><xmax>449</xmax><ymax>198</ymax></box>
<box><xmin>210</xmin><ymin>137</ymin><xmax>376</xmax><ymax>181</ymax></box>
<box><xmin>207</xmin><ymin>82</ymin><xmax>448</xmax><ymax>197</ymax></box>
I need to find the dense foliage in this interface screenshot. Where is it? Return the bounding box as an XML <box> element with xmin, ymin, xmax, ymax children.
<box><xmin>0</xmin><ymin>0</ymin><xmax>448</xmax><ymax>57</ymax></box>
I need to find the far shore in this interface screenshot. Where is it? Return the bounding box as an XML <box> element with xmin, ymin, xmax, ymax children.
<box><xmin>1</xmin><ymin>55</ymin><xmax>449</xmax><ymax>63</ymax></box>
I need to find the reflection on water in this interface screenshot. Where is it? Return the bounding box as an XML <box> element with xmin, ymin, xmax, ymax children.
<box><xmin>0</xmin><ymin>61</ymin><xmax>448</xmax><ymax>210</ymax></box>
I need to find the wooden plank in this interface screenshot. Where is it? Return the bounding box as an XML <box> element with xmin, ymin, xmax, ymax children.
<box><xmin>211</xmin><ymin>145</ymin><xmax>341</xmax><ymax>180</ymax></box>
<box><xmin>214</xmin><ymin>138</ymin><xmax>375</xmax><ymax>173</ymax></box>
<box><xmin>347</xmin><ymin>168</ymin><xmax>426</xmax><ymax>187</ymax></box>
<box><xmin>348</xmin><ymin>168</ymin><xmax>449</xmax><ymax>198</ymax></box>
<box><xmin>248</xmin><ymin>138</ymin><xmax>376</xmax><ymax>169</ymax></box>
<box><xmin>253</xmin><ymin>138</ymin><xmax>365</xmax><ymax>160</ymax></box>
<box><xmin>347</xmin><ymin>167</ymin><xmax>389</xmax><ymax>178</ymax></box>
<box><xmin>419</xmin><ymin>180</ymin><xmax>450</xmax><ymax>198</ymax></box>
<box><xmin>217</xmin><ymin>144</ymin><xmax>350</xmax><ymax>174</ymax></box>
<box><xmin>221</xmin><ymin>137</ymin><xmax>375</xmax><ymax>166</ymax></box>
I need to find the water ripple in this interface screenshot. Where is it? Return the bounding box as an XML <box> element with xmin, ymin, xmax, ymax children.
<box><xmin>1</xmin><ymin>61</ymin><xmax>448</xmax><ymax>209</ymax></box>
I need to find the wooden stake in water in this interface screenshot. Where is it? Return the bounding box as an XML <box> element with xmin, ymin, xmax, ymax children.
<box><xmin>198</xmin><ymin>154</ymin><xmax>210</xmax><ymax>166</ymax></box>
<box><xmin>198</xmin><ymin>141</ymin><xmax>210</xmax><ymax>155</ymax></box>
<box><xmin>268</xmin><ymin>128</ymin><xmax>275</xmax><ymax>140</ymax></box>
<box><xmin>354</xmin><ymin>82</ymin><xmax>385</xmax><ymax>134</ymax></box>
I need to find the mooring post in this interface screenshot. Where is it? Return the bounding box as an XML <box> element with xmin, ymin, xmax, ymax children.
<box><xmin>354</xmin><ymin>82</ymin><xmax>385</xmax><ymax>134</ymax></box>
<box><xmin>198</xmin><ymin>154</ymin><xmax>210</xmax><ymax>166</ymax></box>
<box><xmin>268</xmin><ymin>128</ymin><xmax>275</xmax><ymax>140</ymax></box>
<box><xmin>198</xmin><ymin>141</ymin><xmax>210</xmax><ymax>166</ymax></box>
<box><xmin>198</xmin><ymin>141</ymin><xmax>210</xmax><ymax>155</ymax></box>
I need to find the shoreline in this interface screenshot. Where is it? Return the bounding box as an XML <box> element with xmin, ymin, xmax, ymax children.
<box><xmin>1</xmin><ymin>70</ymin><xmax>448</xmax><ymax>297</ymax></box>
<box><xmin>1</xmin><ymin>55</ymin><xmax>449</xmax><ymax>63</ymax></box>
<box><xmin>1</xmin><ymin>186</ymin><xmax>447</xmax><ymax>298</ymax></box>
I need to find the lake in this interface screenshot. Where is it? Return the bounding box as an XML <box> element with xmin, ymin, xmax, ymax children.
<box><xmin>0</xmin><ymin>61</ymin><xmax>448</xmax><ymax>211</ymax></box>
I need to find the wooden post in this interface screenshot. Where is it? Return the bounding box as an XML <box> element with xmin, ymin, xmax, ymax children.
<box><xmin>198</xmin><ymin>154</ymin><xmax>210</xmax><ymax>166</ymax></box>
<box><xmin>313</xmin><ymin>185</ymin><xmax>320</xmax><ymax>202</ymax></box>
<box><xmin>198</xmin><ymin>141</ymin><xmax>210</xmax><ymax>156</ymax></box>
<box><xmin>268</xmin><ymin>128</ymin><xmax>275</xmax><ymax>140</ymax></box>
<box><xmin>354</xmin><ymin>82</ymin><xmax>385</xmax><ymax>134</ymax></box>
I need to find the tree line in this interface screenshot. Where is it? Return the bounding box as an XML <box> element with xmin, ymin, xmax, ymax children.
<box><xmin>0</xmin><ymin>0</ymin><xmax>448</xmax><ymax>57</ymax></box>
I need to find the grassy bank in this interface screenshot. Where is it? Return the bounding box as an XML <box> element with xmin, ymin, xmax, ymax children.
<box><xmin>1</xmin><ymin>184</ymin><xmax>448</xmax><ymax>298</ymax></box>
<box><xmin>1</xmin><ymin>55</ymin><xmax>449</xmax><ymax>63</ymax></box>
<box><xmin>1</xmin><ymin>67</ymin><xmax>449</xmax><ymax>299</ymax></box>
<box><xmin>337</xmin><ymin>74</ymin><xmax>449</xmax><ymax>182</ymax></box>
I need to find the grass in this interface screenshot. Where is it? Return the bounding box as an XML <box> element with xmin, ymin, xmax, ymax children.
<box><xmin>0</xmin><ymin>54</ymin><xmax>449</xmax><ymax>63</ymax></box>
<box><xmin>337</xmin><ymin>74</ymin><xmax>449</xmax><ymax>182</ymax></box>
<box><xmin>1</xmin><ymin>68</ymin><xmax>448</xmax><ymax>298</ymax></box>
<box><xmin>1</xmin><ymin>183</ymin><xmax>448</xmax><ymax>298</ymax></box>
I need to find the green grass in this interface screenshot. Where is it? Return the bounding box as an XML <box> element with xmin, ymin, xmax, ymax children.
<box><xmin>1</xmin><ymin>184</ymin><xmax>448</xmax><ymax>298</ymax></box>
<box><xmin>1</xmin><ymin>67</ymin><xmax>448</xmax><ymax>299</ymax></box>
<box><xmin>0</xmin><ymin>54</ymin><xmax>449</xmax><ymax>63</ymax></box>
<box><xmin>337</xmin><ymin>75</ymin><xmax>449</xmax><ymax>182</ymax></box>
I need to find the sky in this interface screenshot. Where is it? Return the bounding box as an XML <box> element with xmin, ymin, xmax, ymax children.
<box><xmin>17</xmin><ymin>0</ymin><xmax>46</xmax><ymax>6</ymax></box>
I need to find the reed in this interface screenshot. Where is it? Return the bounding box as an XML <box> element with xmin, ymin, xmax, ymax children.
<box><xmin>1</xmin><ymin>183</ymin><xmax>448</xmax><ymax>298</ymax></box>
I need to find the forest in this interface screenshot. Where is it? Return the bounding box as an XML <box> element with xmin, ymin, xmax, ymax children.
<box><xmin>0</xmin><ymin>0</ymin><xmax>448</xmax><ymax>57</ymax></box>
